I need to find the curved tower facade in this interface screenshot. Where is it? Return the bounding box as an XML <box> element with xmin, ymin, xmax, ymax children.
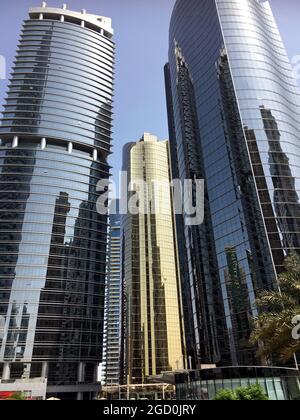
<box><xmin>0</xmin><ymin>5</ymin><xmax>114</xmax><ymax>399</ymax></box>
<box><xmin>121</xmin><ymin>134</ymin><xmax>186</xmax><ymax>384</ymax></box>
<box><xmin>165</xmin><ymin>0</ymin><xmax>300</xmax><ymax>367</ymax></box>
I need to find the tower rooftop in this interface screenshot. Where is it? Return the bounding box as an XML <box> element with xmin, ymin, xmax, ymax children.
<box><xmin>29</xmin><ymin>3</ymin><xmax>113</xmax><ymax>36</ymax></box>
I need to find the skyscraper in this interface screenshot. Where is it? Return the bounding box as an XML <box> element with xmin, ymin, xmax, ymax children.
<box><xmin>121</xmin><ymin>133</ymin><xmax>186</xmax><ymax>384</ymax></box>
<box><xmin>0</xmin><ymin>5</ymin><xmax>114</xmax><ymax>399</ymax></box>
<box><xmin>165</xmin><ymin>0</ymin><xmax>300</xmax><ymax>367</ymax></box>
<box><xmin>102</xmin><ymin>200</ymin><xmax>121</xmax><ymax>386</ymax></box>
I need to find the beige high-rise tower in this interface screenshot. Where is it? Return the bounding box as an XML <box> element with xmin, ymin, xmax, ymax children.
<box><xmin>122</xmin><ymin>133</ymin><xmax>186</xmax><ymax>384</ymax></box>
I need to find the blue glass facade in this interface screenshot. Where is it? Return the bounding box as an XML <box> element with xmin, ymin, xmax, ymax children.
<box><xmin>0</xmin><ymin>7</ymin><xmax>114</xmax><ymax>398</ymax></box>
<box><xmin>165</xmin><ymin>0</ymin><xmax>300</xmax><ymax>367</ymax></box>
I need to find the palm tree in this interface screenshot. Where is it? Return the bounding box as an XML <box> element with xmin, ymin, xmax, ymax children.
<box><xmin>251</xmin><ymin>253</ymin><xmax>300</xmax><ymax>364</ymax></box>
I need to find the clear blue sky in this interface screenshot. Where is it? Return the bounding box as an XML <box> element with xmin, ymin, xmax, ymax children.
<box><xmin>0</xmin><ymin>0</ymin><xmax>299</xmax><ymax>190</ymax></box>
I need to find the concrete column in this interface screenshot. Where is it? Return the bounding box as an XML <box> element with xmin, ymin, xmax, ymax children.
<box><xmin>2</xmin><ymin>363</ymin><xmax>10</xmax><ymax>380</ymax></box>
<box><xmin>39</xmin><ymin>2</ymin><xmax>45</xmax><ymax>18</ymax></box>
<box><xmin>81</xmin><ymin>9</ymin><xmax>86</xmax><ymax>27</ymax></box>
<box><xmin>77</xmin><ymin>392</ymin><xmax>83</xmax><ymax>400</ymax></box>
<box><xmin>60</xmin><ymin>15</ymin><xmax>65</xmax><ymax>22</ymax></box>
<box><xmin>77</xmin><ymin>362</ymin><xmax>86</xmax><ymax>401</ymax></box>
<box><xmin>41</xmin><ymin>362</ymin><xmax>49</xmax><ymax>379</ymax></box>
<box><xmin>78</xmin><ymin>362</ymin><xmax>85</xmax><ymax>382</ymax></box>
<box><xmin>41</xmin><ymin>137</ymin><xmax>46</xmax><ymax>150</ymax></box>
<box><xmin>93</xmin><ymin>149</ymin><xmax>98</xmax><ymax>161</ymax></box>
<box><xmin>12</xmin><ymin>136</ymin><xmax>18</xmax><ymax>148</ymax></box>
<box><xmin>68</xmin><ymin>142</ymin><xmax>73</xmax><ymax>154</ymax></box>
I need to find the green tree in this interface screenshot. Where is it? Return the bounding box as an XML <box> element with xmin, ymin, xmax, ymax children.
<box><xmin>250</xmin><ymin>253</ymin><xmax>300</xmax><ymax>363</ymax></box>
<box><xmin>214</xmin><ymin>385</ymin><xmax>269</xmax><ymax>401</ymax></box>
<box><xmin>235</xmin><ymin>384</ymin><xmax>269</xmax><ymax>401</ymax></box>
<box><xmin>214</xmin><ymin>389</ymin><xmax>237</xmax><ymax>400</ymax></box>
